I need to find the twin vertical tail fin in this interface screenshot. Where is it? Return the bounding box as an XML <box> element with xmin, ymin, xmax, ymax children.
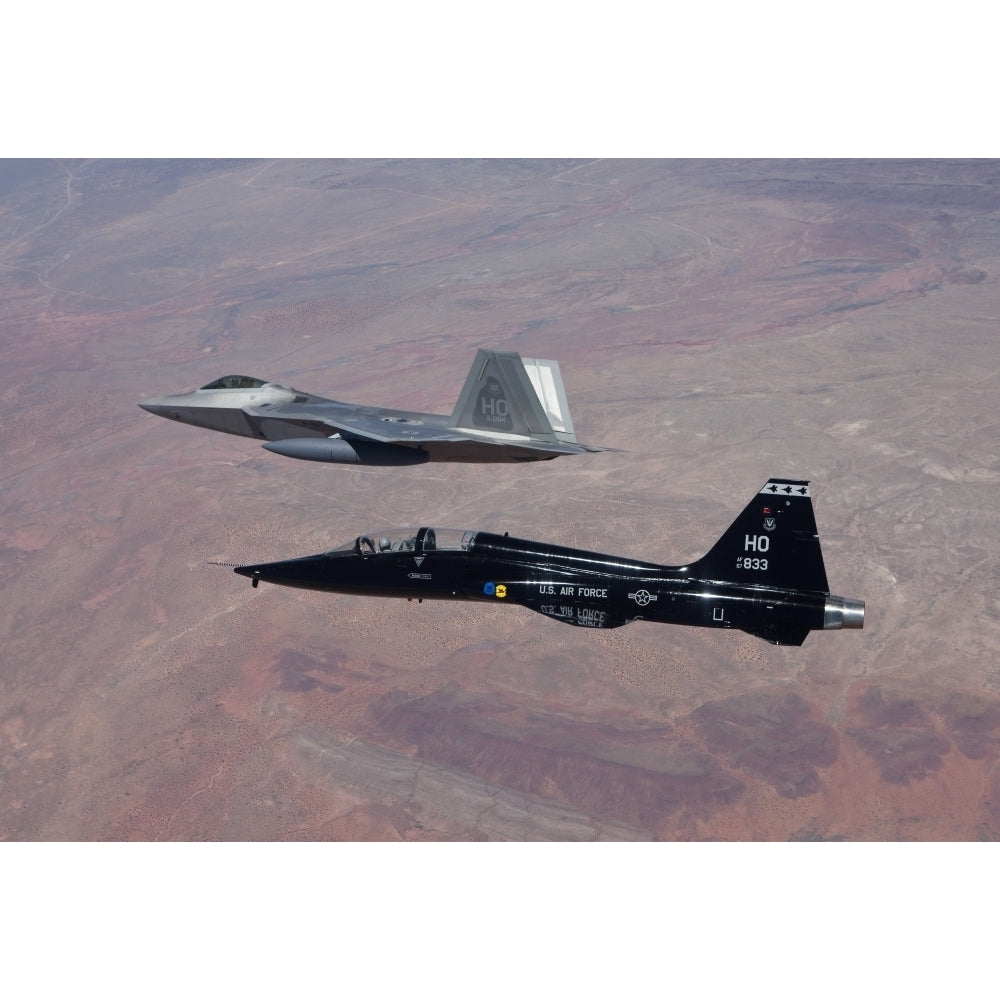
<box><xmin>450</xmin><ymin>350</ymin><xmax>577</xmax><ymax>443</ymax></box>
<box><xmin>693</xmin><ymin>480</ymin><xmax>831</xmax><ymax>593</ymax></box>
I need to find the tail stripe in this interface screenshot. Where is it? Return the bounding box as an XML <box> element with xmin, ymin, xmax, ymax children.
<box><xmin>760</xmin><ymin>481</ymin><xmax>810</xmax><ymax>497</ymax></box>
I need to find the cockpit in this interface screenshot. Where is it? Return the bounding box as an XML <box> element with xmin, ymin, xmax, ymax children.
<box><xmin>200</xmin><ymin>375</ymin><xmax>270</xmax><ymax>390</ymax></box>
<box><xmin>140</xmin><ymin>376</ymin><xmax>306</xmax><ymax>434</ymax></box>
<box><xmin>327</xmin><ymin>527</ymin><xmax>478</xmax><ymax>556</ymax></box>
<box><xmin>193</xmin><ymin>377</ymin><xmax>307</xmax><ymax>407</ymax></box>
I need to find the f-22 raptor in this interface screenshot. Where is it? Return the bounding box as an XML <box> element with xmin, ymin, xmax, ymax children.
<box><xmin>233</xmin><ymin>479</ymin><xmax>865</xmax><ymax>646</ymax></box>
<box><xmin>140</xmin><ymin>350</ymin><xmax>611</xmax><ymax>465</ymax></box>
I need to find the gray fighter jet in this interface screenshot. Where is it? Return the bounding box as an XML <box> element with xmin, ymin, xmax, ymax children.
<box><xmin>139</xmin><ymin>350</ymin><xmax>613</xmax><ymax>465</ymax></box>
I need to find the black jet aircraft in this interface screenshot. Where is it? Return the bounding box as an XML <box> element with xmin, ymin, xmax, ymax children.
<box><xmin>139</xmin><ymin>350</ymin><xmax>612</xmax><ymax>465</ymax></box>
<box><xmin>232</xmin><ymin>479</ymin><xmax>864</xmax><ymax>646</ymax></box>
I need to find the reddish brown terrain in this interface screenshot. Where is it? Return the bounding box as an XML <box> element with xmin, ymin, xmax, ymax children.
<box><xmin>2</xmin><ymin>158</ymin><xmax>999</xmax><ymax>840</ymax></box>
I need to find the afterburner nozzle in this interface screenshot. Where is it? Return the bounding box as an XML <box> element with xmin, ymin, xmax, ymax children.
<box><xmin>823</xmin><ymin>596</ymin><xmax>865</xmax><ymax>630</ymax></box>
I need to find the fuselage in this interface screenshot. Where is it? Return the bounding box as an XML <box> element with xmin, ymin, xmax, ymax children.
<box><xmin>234</xmin><ymin>526</ymin><xmax>863</xmax><ymax>643</ymax></box>
<box><xmin>139</xmin><ymin>380</ymin><xmax>583</xmax><ymax>463</ymax></box>
<box><xmin>139</xmin><ymin>380</ymin><xmax>449</xmax><ymax>442</ymax></box>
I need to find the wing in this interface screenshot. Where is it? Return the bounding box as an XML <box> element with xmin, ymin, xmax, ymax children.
<box><xmin>255</xmin><ymin>401</ymin><xmax>602</xmax><ymax>463</ymax></box>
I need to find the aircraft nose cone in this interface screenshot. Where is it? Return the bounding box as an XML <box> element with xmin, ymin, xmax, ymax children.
<box><xmin>232</xmin><ymin>555</ymin><xmax>330</xmax><ymax>590</ymax></box>
<box><xmin>139</xmin><ymin>397</ymin><xmax>168</xmax><ymax>415</ymax></box>
<box><xmin>234</xmin><ymin>564</ymin><xmax>262</xmax><ymax>588</ymax></box>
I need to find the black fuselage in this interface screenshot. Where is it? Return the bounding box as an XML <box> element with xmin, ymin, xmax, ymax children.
<box><xmin>236</xmin><ymin>529</ymin><xmax>841</xmax><ymax>644</ymax></box>
<box><xmin>233</xmin><ymin>481</ymin><xmax>865</xmax><ymax>646</ymax></box>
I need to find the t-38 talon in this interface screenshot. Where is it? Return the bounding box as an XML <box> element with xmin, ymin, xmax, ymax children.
<box><xmin>234</xmin><ymin>479</ymin><xmax>864</xmax><ymax>646</ymax></box>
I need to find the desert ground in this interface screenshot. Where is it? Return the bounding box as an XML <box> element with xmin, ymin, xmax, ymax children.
<box><xmin>2</xmin><ymin>158</ymin><xmax>999</xmax><ymax>840</ymax></box>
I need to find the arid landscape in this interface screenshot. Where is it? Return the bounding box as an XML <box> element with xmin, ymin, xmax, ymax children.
<box><xmin>3</xmin><ymin>158</ymin><xmax>999</xmax><ymax>840</ymax></box>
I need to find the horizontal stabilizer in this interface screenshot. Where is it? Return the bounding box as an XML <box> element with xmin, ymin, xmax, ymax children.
<box><xmin>740</xmin><ymin>625</ymin><xmax>810</xmax><ymax>646</ymax></box>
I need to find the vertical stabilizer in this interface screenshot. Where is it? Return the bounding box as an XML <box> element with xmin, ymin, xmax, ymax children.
<box><xmin>692</xmin><ymin>480</ymin><xmax>831</xmax><ymax>593</ymax></box>
<box><xmin>521</xmin><ymin>357</ymin><xmax>576</xmax><ymax>442</ymax></box>
<box><xmin>451</xmin><ymin>350</ymin><xmax>566</xmax><ymax>441</ymax></box>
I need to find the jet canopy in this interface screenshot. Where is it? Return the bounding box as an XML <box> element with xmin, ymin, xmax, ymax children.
<box><xmin>199</xmin><ymin>375</ymin><xmax>271</xmax><ymax>390</ymax></box>
<box><xmin>328</xmin><ymin>527</ymin><xmax>478</xmax><ymax>556</ymax></box>
<box><xmin>186</xmin><ymin>377</ymin><xmax>307</xmax><ymax>409</ymax></box>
